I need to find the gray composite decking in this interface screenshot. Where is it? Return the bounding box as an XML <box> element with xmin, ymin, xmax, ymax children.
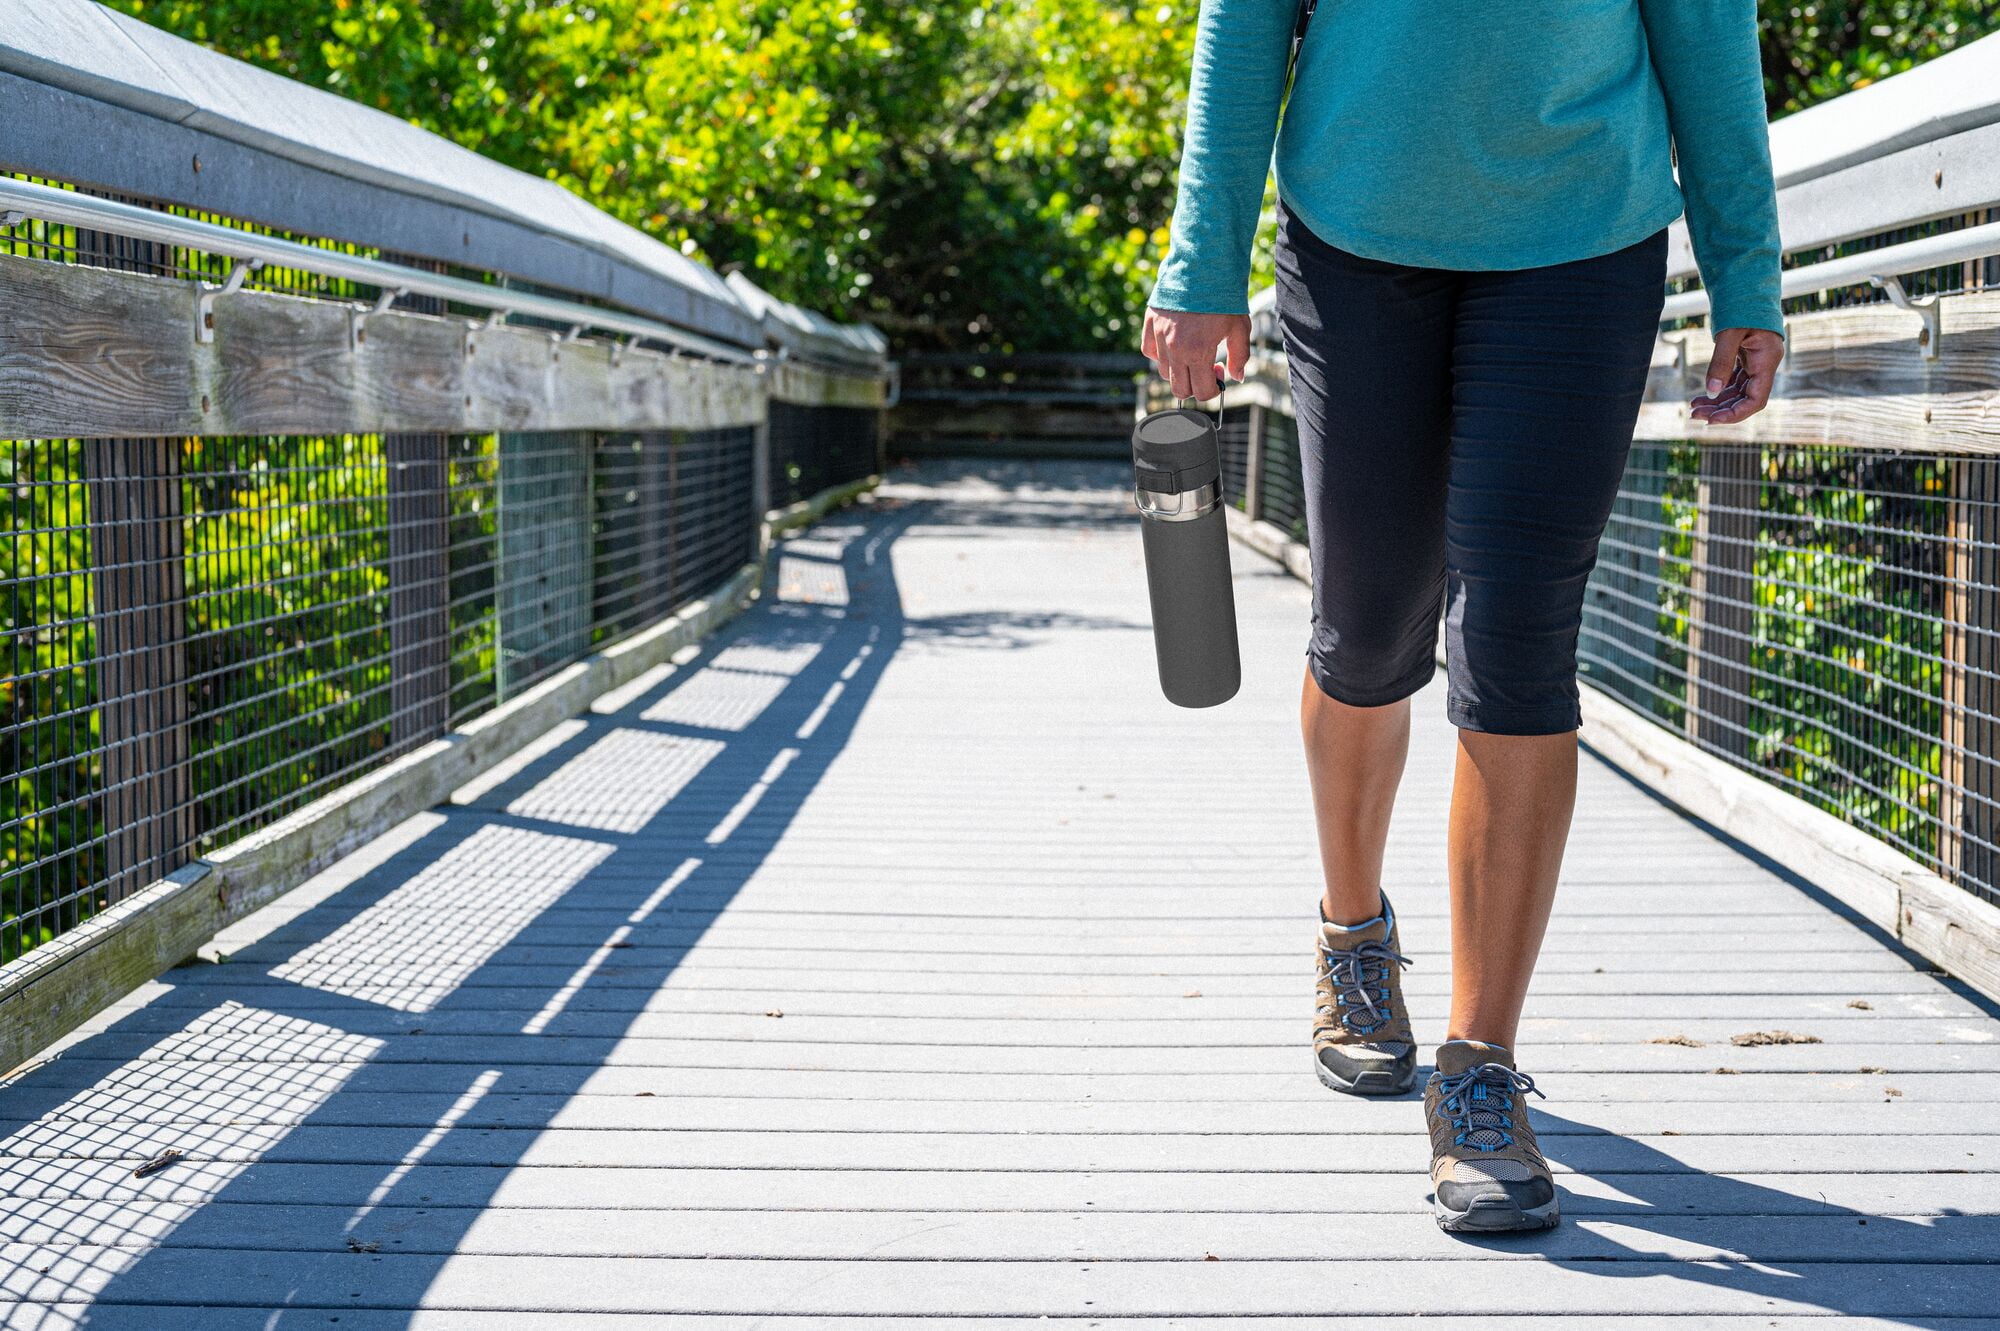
<box><xmin>2</xmin><ymin>459</ymin><xmax>1997</xmax><ymax>1327</ymax></box>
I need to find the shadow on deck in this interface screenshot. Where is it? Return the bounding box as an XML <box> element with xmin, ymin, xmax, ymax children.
<box><xmin>0</xmin><ymin>459</ymin><xmax>1995</xmax><ymax>1326</ymax></box>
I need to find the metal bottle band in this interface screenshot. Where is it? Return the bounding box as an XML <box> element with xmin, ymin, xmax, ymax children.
<box><xmin>1135</xmin><ymin>478</ymin><xmax>1222</xmax><ymax>523</ymax></box>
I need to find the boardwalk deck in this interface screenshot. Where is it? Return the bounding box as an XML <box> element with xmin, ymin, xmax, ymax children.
<box><xmin>2</xmin><ymin>459</ymin><xmax>1997</xmax><ymax>1327</ymax></box>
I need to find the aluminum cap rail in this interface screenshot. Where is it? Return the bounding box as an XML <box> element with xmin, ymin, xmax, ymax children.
<box><xmin>0</xmin><ymin>174</ymin><xmax>759</xmax><ymax>364</ymax></box>
<box><xmin>0</xmin><ymin>0</ymin><xmax>758</xmax><ymax>348</ymax></box>
<box><xmin>1657</xmin><ymin>216</ymin><xmax>2000</xmax><ymax>333</ymax></box>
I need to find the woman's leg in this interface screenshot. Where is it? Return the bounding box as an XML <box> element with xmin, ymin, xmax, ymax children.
<box><xmin>1445</xmin><ymin>730</ymin><xmax>1575</xmax><ymax>1047</ymax></box>
<box><xmin>1420</xmin><ymin>227</ymin><xmax>1667</xmax><ymax>1234</ymax></box>
<box><xmin>1303</xmin><ymin>682</ymin><xmax>1411</xmax><ymax>927</ymax></box>
<box><xmin>1274</xmin><ymin>202</ymin><xmax>1456</xmax><ymax>925</ymax></box>
<box><xmin>1438</xmin><ymin>227</ymin><xmax>1670</xmax><ymax>1048</ymax></box>
<box><xmin>1275</xmin><ymin>202</ymin><xmax>1456</xmax><ymax>1096</ymax></box>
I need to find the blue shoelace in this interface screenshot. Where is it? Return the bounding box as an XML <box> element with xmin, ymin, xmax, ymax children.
<box><xmin>1434</xmin><ymin>1063</ymin><xmax>1545</xmax><ymax>1153</ymax></box>
<box><xmin>1319</xmin><ymin>938</ymin><xmax>1410</xmax><ymax>1037</ymax></box>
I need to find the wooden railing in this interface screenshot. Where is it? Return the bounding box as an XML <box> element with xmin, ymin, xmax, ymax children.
<box><xmin>889</xmin><ymin>353</ymin><xmax>1147</xmax><ymax>459</ymax></box>
<box><xmin>0</xmin><ymin>4</ymin><xmax>892</xmax><ymax>1072</ymax></box>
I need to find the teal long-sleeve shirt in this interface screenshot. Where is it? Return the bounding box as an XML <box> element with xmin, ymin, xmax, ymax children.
<box><xmin>1149</xmin><ymin>0</ymin><xmax>1785</xmax><ymax>337</ymax></box>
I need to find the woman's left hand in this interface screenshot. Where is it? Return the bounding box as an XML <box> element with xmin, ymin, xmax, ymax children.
<box><xmin>1690</xmin><ymin>327</ymin><xmax>1784</xmax><ymax>425</ymax></box>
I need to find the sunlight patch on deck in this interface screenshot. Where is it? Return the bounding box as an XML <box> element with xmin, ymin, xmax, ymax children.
<box><xmin>269</xmin><ymin>823</ymin><xmax>613</xmax><ymax>1011</ymax></box>
<box><xmin>499</xmin><ymin>729</ymin><xmax>726</xmax><ymax>834</ymax></box>
<box><xmin>0</xmin><ymin>1005</ymin><xmax>382</xmax><ymax>1323</ymax></box>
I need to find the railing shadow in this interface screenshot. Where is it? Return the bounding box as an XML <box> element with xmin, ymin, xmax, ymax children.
<box><xmin>0</xmin><ymin>495</ymin><xmax>927</xmax><ymax>1323</ymax></box>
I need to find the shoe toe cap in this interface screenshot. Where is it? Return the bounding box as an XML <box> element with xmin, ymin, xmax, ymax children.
<box><xmin>1437</xmin><ymin>1174</ymin><xmax>1556</xmax><ymax>1214</ymax></box>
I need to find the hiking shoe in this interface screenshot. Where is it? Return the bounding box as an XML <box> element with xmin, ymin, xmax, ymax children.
<box><xmin>1312</xmin><ymin>893</ymin><xmax>1416</xmax><ymax>1095</ymax></box>
<box><xmin>1424</xmin><ymin>1039</ymin><xmax>1559</xmax><ymax>1233</ymax></box>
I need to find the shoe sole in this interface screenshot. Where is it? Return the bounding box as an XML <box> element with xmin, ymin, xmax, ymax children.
<box><xmin>1314</xmin><ymin>1052</ymin><xmax>1416</xmax><ymax>1097</ymax></box>
<box><xmin>1433</xmin><ymin>1195</ymin><xmax>1561</xmax><ymax>1234</ymax></box>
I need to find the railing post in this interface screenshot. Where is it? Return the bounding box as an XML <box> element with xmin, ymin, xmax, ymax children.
<box><xmin>752</xmin><ymin>410</ymin><xmax>773</xmax><ymax>540</ymax></box>
<box><xmin>386</xmin><ymin>432</ymin><xmax>452</xmax><ymax>749</ymax></box>
<box><xmin>1942</xmin><ymin>455</ymin><xmax>2000</xmax><ymax>891</ymax></box>
<box><xmin>83</xmin><ymin>438</ymin><xmax>193</xmax><ymax>902</ymax></box>
<box><xmin>1682</xmin><ymin>441</ymin><xmax>1758</xmax><ymax>757</ymax></box>
<box><xmin>1244</xmin><ymin>401</ymin><xmax>1266</xmax><ymax>523</ymax></box>
<box><xmin>75</xmin><ymin>199</ymin><xmax>193</xmax><ymax>901</ymax></box>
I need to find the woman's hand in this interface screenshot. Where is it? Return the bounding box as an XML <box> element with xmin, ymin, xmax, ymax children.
<box><xmin>1690</xmin><ymin>327</ymin><xmax>1784</xmax><ymax>425</ymax></box>
<box><xmin>1141</xmin><ymin>307</ymin><xmax>1249</xmax><ymax>402</ymax></box>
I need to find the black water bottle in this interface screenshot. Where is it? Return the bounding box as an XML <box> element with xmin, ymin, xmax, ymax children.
<box><xmin>1131</xmin><ymin>404</ymin><xmax>1241</xmax><ymax>708</ymax></box>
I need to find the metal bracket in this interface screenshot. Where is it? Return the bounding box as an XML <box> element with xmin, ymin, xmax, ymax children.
<box><xmin>464</xmin><ymin>309</ymin><xmax>505</xmax><ymax>357</ymax></box>
<box><xmin>1870</xmin><ymin>274</ymin><xmax>1942</xmax><ymax>360</ymax></box>
<box><xmin>196</xmin><ymin>260</ymin><xmax>262</xmax><ymax>343</ymax></box>
<box><xmin>610</xmin><ymin>336</ymin><xmax>639</xmax><ymax>367</ymax></box>
<box><xmin>1662</xmin><ymin>333</ymin><xmax>1691</xmax><ymax>374</ymax></box>
<box><xmin>547</xmin><ymin>324</ymin><xmax>585</xmax><ymax>360</ymax></box>
<box><xmin>0</xmin><ymin>209</ymin><xmax>26</xmax><ymax>229</ymax></box>
<box><xmin>348</xmin><ymin>286</ymin><xmax>407</xmax><ymax>351</ymax></box>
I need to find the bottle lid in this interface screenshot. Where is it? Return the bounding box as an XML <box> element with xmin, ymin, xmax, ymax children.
<box><xmin>1131</xmin><ymin>407</ymin><xmax>1221</xmax><ymax>495</ymax></box>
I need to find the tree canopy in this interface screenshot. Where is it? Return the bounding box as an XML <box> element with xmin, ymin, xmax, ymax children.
<box><xmin>109</xmin><ymin>1</ymin><xmax>2000</xmax><ymax>352</ymax></box>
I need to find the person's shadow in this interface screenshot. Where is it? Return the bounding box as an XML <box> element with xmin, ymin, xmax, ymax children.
<box><xmin>1427</xmin><ymin>1101</ymin><xmax>1992</xmax><ymax>1320</ymax></box>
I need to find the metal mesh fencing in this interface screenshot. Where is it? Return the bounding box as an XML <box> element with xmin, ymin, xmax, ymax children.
<box><xmin>1256</xmin><ymin>408</ymin><xmax>1308</xmax><ymax>546</ymax></box>
<box><xmin>1217</xmin><ymin>410</ymin><xmax>1251</xmax><ymax>513</ymax></box>
<box><xmin>1583</xmin><ymin>441</ymin><xmax>2000</xmax><ymax>906</ymax></box>
<box><xmin>1</xmin><ymin>427</ymin><xmax>761</xmax><ymax>962</ymax></box>
<box><xmin>768</xmin><ymin>402</ymin><xmax>881</xmax><ymax>509</ymax></box>
<box><xmin>591</xmin><ymin>428</ymin><xmax>759</xmax><ymax>644</ymax></box>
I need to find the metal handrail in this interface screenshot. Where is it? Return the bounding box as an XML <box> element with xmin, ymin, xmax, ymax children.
<box><xmin>1660</xmin><ymin>217</ymin><xmax>2000</xmax><ymax>322</ymax></box>
<box><xmin>0</xmin><ymin>175</ymin><xmax>761</xmax><ymax>365</ymax></box>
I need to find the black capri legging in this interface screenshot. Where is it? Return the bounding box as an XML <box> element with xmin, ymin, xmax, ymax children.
<box><xmin>1274</xmin><ymin>201</ymin><xmax>1668</xmax><ymax>736</ymax></box>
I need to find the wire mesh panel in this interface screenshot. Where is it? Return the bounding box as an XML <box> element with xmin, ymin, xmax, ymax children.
<box><xmin>5</xmin><ymin>441</ymin><xmax>110</xmax><ymax>960</ymax></box>
<box><xmin>1217</xmin><ymin>409</ymin><xmax>1251</xmax><ymax>513</ymax></box>
<box><xmin>592</xmin><ymin>433</ymin><xmax>678</xmax><ymax>643</ymax></box>
<box><xmin>1</xmin><ymin>423</ymin><xmax>766</xmax><ymax>962</ymax></box>
<box><xmin>1581</xmin><ymin>441</ymin><xmax>2000</xmax><ymax>905</ymax></box>
<box><xmin>668</xmin><ymin>428</ymin><xmax>759</xmax><ymax>599</ymax></box>
<box><xmin>592</xmin><ymin>427</ymin><xmax>758</xmax><ymax>644</ymax></box>
<box><xmin>768</xmin><ymin>402</ymin><xmax>879</xmax><ymax>509</ymax></box>
<box><xmin>5</xmin><ymin>435</ymin><xmax>415</xmax><ymax>959</ymax></box>
<box><xmin>493</xmin><ymin>433</ymin><xmax>594</xmax><ymax>698</ymax></box>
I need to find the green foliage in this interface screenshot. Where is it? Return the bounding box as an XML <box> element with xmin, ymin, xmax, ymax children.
<box><xmin>1</xmin><ymin>443</ymin><xmax>100</xmax><ymax>961</ymax></box>
<box><xmin>103</xmin><ymin>2</ymin><xmax>2000</xmax><ymax>349</ymax></box>
<box><xmin>107</xmin><ymin>0</ymin><xmax>1198</xmax><ymax>351</ymax></box>
<box><xmin>105</xmin><ymin>1</ymin><xmax>2000</xmax><ymax>349</ymax></box>
<box><xmin>1588</xmin><ymin>445</ymin><xmax>1955</xmax><ymax>875</ymax></box>
<box><xmin>1760</xmin><ymin>1</ymin><xmax>2000</xmax><ymax>114</ymax></box>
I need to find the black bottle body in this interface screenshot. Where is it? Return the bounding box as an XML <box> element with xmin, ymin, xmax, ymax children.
<box><xmin>1131</xmin><ymin>407</ymin><xmax>1242</xmax><ymax>708</ymax></box>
